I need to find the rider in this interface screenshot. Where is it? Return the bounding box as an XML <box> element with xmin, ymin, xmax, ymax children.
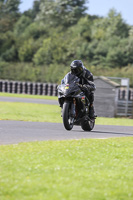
<box><xmin>70</xmin><ymin>60</ymin><xmax>96</xmax><ymax>118</ymax></box>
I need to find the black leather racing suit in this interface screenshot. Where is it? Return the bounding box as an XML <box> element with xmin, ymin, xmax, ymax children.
<box><xmin>77</xmin><ymin>67</ymin><xmax>96</xmax><ymax>105</ymax></box>
<box><xmin>60</xmin><ymin>68</ymin><xmax>96</xmax><ymax>117</ymax></box>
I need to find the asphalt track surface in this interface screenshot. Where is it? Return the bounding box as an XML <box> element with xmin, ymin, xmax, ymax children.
<box><xmin>0</xmin><ymin>96</ymin><xmax>58</xmax><ymax>105</ymax></box>
<box><xmin>0</xmin><ymin>96</ymin><xmax>133</xmax><ymax>145</ymax></box>
<box><xmin>0</xmin><ymin>120</ymin><xmax>133</xmax><ymax>145</ymax></box>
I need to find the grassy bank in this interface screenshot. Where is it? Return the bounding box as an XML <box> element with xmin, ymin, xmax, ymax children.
<box><xmin>0</xmin><ymin>137</ymin><xmax>133</xmax><ymax>200</ymax></box>
<box><xmin>0</xmin><ymin>102</ymin><xmax>133</xmax><ymax>126</ymax></box>
<box><xmin>0</xmin><ymin>92</ymin><xmax>58</xmax><ymax>100</ymax></box>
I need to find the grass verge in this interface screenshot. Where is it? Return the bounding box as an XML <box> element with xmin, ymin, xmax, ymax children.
<box><xmin>0</xmin><ymin>102</ymin><xmax>60</xmax><ymax>123</ymax></box>
<box><xmin>0</xmin><ymin>92</ymin><xmax>58</xmax><ymax>100</ymax></box>
<box><xmin>0</xmin><ymin>102</ymin><xmax>133</xmax><ymax>126</ymax></box>
<box><xmin>0</xmin><ymin>137</ymin><xmax>133</xmax><ymax>200</ymax></box>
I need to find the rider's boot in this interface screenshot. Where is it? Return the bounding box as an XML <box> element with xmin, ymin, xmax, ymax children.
<box><xmin>89</xmin><ymin>104</ymin><xmax>96</xmax><ymax>118</ymax></box>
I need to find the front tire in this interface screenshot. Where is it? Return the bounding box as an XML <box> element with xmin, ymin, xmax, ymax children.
<box><xmin>81</xmin><ymin>119</ymin><xmax>95</xmax><ymax>131</ymax></box>
<box><xmin>62</xmin><ymin>102</ymin><xmax>74</xmax><ymax>131</ymax></box>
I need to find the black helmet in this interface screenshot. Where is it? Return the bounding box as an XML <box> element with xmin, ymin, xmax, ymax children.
<box><xmin>70</xmin><ymin>60</ymin><xmax>84</xmax><ymax>77</ymax></box>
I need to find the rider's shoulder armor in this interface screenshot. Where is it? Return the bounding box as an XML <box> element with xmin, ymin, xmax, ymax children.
<box><xmin>83</xmin><ymin>67</ymin><xmax>94</xmax><ymax>82</ymax></box>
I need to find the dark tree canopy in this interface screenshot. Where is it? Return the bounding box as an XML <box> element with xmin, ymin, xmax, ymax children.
<box><xmin>0</xmin><ymin>0</ymin><xmax>21</xmax><ymax>32</ymax></box>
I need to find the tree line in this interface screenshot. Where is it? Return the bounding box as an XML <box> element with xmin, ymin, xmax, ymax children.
<box><xmin>0</xmin><ymin>0</ymin><xmax>133</xmax><ymax>85</ymax></box>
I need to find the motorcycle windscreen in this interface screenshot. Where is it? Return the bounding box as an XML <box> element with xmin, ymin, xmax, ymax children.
<box><xmin>63</xmin><ymin>73</ymin><xmax>79</xmax><ymax>84</ymax></box>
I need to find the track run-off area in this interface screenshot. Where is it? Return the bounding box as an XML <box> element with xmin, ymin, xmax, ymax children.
<box><xmin>0</xmin><ymin>120</ymin><xmax>133</xmax><ymax>145</ymax></box>
<box><xmin>0</xmin><ymin>96</ymin><xmax>132</xmax><ymax>145</ymax></box>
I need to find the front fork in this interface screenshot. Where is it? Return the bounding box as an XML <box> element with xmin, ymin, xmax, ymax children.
<box><xmin>60</xmin><ymin>98</ymin><xmax>76</xmax><ymax>119</ymax></box>
<box><xmin>70</xmin><ymin>98</ymin><xmax>76</xmax><ymax>118</ymax></box>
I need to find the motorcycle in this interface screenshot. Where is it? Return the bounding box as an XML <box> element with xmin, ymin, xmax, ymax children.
<box><xmin>57</xmin><ymin>73</ymin><xmax>96</xmax><ymax>131</ymax></box>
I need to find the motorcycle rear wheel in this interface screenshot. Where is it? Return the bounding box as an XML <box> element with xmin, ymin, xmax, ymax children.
<box><xmin>62</xmin><ymin>102</ymin><xmax>74</xmax><ymax>131</ymax></box>
<box><xmin>81</xmin><ymin>119</ymin><xmax>95</xmax><ymax>131</ymax></box>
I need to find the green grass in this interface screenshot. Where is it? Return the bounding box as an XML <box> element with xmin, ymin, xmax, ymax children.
<box><xmin>0</xmin><ymin>137</ymin><xmax>133</xmax><ymax>200</ymax></box>
<box><xmin>0</xmin><ymin>92</ymin><xmax>133</xmax><ymax>126</ymax></box>
<box><xmin>96</xmin><ymin>116</ymin><xmax>133</xmax><ymax>126</ymax></box>
<box><xmin>0</xmin><ymin>101</ymin><xmax>133</xmax><ymax>126</ymax></box>
<box><xmin>0</xmin><ymin>92</ymin><xmax>58</xmax><ymax>100</ymax></box>
<box><xmin>0</xmin><ymin>93</ymin><xmax>133</xmax><ymax>199</ymax></box>
<box><xmin>0</xmin><ymin>102</ymin><xmax>60</xmax><ymax>123</ymax></box>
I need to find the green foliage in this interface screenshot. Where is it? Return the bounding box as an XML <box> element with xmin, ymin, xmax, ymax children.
<box><xmin>1</xmin><ymin>45</ymin><xmax>17</xmax><ymax>62</ymax></box>
<box><xmin>76</xmin><ymin>16</ymin><xmax>92</xmax><ymax>41</ymax></box>
<box><xmin>107</xmin><ymin>9</ymin><xmax>129</xmax><ymax>38</ymax></box>
<box><xmin>0</xmin><ymin>31</ymin><xmax>15</xmax><ymax>55</ymax></box>
<box><xmin>0</xmin><ymin>1</ymin><xmax>133</xmax><ymax>85</ymax></box>
<box><xmin>45</xmin><ymin>63</ymin><xmax>68</xmax><ymax>83</ymax></box>
<box><xmin>0</xmin><ymin>0</ymin><xmax>21</xmax><ymax>32</ymax></box>
<box><xmin>31</xmin><ymin>0</ymin><xmax>41</xmax><ymax>19</ymax></box>
<box><xmin>14</xmin><ymin>15</ymin><xmax>32</xmax><ymax>36</ymax></box>
<box><xmin>33</xmin><ymin>38</ymin><xmax>53</xmax><ymax>65</ymax></box>
<box><xmin>18</xmin><ymin>39</ymin><xmax>35</xmax><ymax>62</ymax></box>
<box><xmin>0</xmin><ymin>0</ymin><xmax>21</xmax><ymax>14</ymax></box>
<box><xmin>87</xmin><ymin>65</ymin><xmax>133</xmax><ymax>86</ymax></box>
<box><xmin>36</xmin><ymin>0</ymin><xmax>88</xmax><ymax>28</ymax></box>
<box><xmin>33</xmin><ymin>32</ymin><xmax>71</xmax><ymax>65</ymax></box>
<box><xmin>20</xmin><ymin>22</ymin><xmax>48</xmax><ymax>40</ymax></box>
<box><xmin>0</xmin><ymin>61</ymin><xmax>133</xmax><ymax>85</ymax></box>
<box><xmin>91</xmin><ymin>9</ymin><xmax>129</xmax><ymax>40</ymax></box>
<box><xmin>0</xmin><ymin>62</ymin><xmax>45</xmax><ymax>82</ymax></box>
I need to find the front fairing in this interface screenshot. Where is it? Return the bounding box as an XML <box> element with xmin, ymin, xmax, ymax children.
<box><xmin>58</xmin><ymin>73</ymin><xmax>81</xmax><ymax>98</ymax></box>
<box><xmin>58</xmin><ymin>83</ymin><xmax>81</xmax><ymax>97</ymax></box>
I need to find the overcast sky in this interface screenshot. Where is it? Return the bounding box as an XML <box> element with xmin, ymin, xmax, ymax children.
<box><xmin>19</xmin><ymin>0</ymin><xmax>133</xmax><ymax>25</ymax></box>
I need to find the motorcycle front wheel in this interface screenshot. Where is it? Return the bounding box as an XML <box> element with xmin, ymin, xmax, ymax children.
<box><xmin>62</xmin><ymin>102</ymin><xmax>74</xmax><ymax>131</ymax></box>
<box><xmin>81</xmin><ymin>119</ymin><xmax>95</xmax><ymax>131</ymax></box>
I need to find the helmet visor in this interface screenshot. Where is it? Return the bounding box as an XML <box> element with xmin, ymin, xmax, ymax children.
<box><xmin>71</xmin><ymin>67</ymin><xmax>83</xmax><ymax>76</ymax></box>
